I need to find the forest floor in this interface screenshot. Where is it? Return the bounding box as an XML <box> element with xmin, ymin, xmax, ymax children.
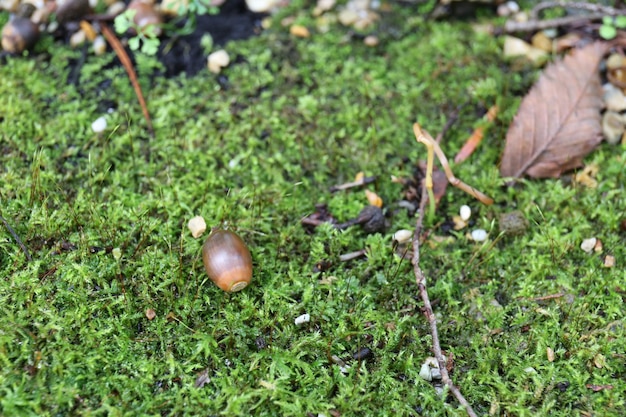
<box><xmin>1</xmin><ymin>0</ymin><xmax>625</xmax><ymax>415</ymax></box>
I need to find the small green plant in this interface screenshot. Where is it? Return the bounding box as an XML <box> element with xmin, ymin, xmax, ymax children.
<box><xmin>114</xmin><ymin>0</ymin><xmax>220</xmax><ymax>56</ymax></box>
<box><xmin>114</xmin><ymin>9</ymin><xmax>161</xmax><ymax>55</ymax></box>
<box><xmin>599</xmin><ymin>15</ymin><xmax>626</xmax><ymax>40</ymax></box>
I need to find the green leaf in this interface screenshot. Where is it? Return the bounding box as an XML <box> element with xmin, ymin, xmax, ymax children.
<box><xmin>141</xmin><ymin>39</ymin><xmax>159</xmax><ymax>55</ymax></box>
<box><xmin>128</xmin><ymin>36</ymin><xmax>140</xmax><ymax>51</ymax></box>
<box><xmin>114</xmin><ymin>9</ymin><xmax>137</xmax><ymax>34</ymax></box>
<box><xmin>616</xmin><ymin>15</ymin><xmax>626</xmax><ymax>28</ymax></box>
<box><xmin>599</xmin><ymin>25</ymin><xmax>617</xmax><ymax>40</ymax></box>
<box><xmin>602</xmin><ymin>16</ymin><xmax>614</xmax><ymax>26</ymax></box>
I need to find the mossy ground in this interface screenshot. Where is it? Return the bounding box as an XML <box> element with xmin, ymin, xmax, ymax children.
<box><xmin>1</xmin><ymin>2</ymin><xmax>625</xmax><ymax>416</ymax></box>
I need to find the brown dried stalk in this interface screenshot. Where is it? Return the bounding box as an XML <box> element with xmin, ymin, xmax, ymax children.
<box><xmin>413</xmin><ymin>124</ymin><xmax>494</xmax><ymax>206</ymax></box>
<box><xmin>100</xmin><ymin>22</ymin><xmax>154</xmax><ymax>136</ymax></box>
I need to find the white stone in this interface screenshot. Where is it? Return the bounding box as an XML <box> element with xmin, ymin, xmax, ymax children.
<box><xmin>419</xmin><ymin>362</ymin><xmax>432</xmax><ymax>381</ymax></box>
<box><xmin>70</xmin><ymin>30</ymin><xmax>87</xmax><ymax>48</ymax></box>
<box><xmin>93</xmin><ymin>36</ymin><xmax>107</xmax><ymax>56</ymax></box>
<box><xmin>602</xmin><ymin>111</ymin><xmax>625</xmax><ymax>144</ymax></box>
<box><xmin>295</xmin><ymin>313</ymin><xmax>310</xmax><ymax>325</ymax></box>
<box><xmin>91</xmin><ymin>116</ymin><xmax>107</xmax><ymax>133</ymax></box>
<box><xmin>580</xmin><ymin>237</ymin><xmax>597</xmax><ymax>253</ymax></box>
<box><xmin>603</xmin><ymin>84</ymin><xmax>626</xmax><ymax>112</ymax></box>
<box><xmin>505</xmin><ymin>1</ymin><xmax>519</xmax><ymax>13</ymax></box>
<box><xmin>207</xmin><ymin>49</ymin><xmax>230</xmax><ymax>74</ymax></box>
<box><xmin>245</xmin><ymin>0</ymin><xmax>277</xmax><ymax>12</ymax></box>
<box><xmin>459</xmin><ymin>205</ymin><xmax>471</xmax><ymax>221</ymax></box>
<box><xmin>187</xmin><ymin>216</ymin><xmax>207</xmax><ymax>238</ymax></box>
<box><xmin>471</xmin><ymin>229</ymin><xmax>488</xmax><ymax>242</ymax></box>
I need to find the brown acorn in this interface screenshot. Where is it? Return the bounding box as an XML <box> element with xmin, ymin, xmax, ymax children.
<box><xmin>56</xmin><ymin>0</ymin><xmax>91</xmax><ymax>23</ymax></box>
<box><xmin>1</xmin><ymin>17</ymin><xmax>39</xmax><ymax>54</ymax></box>
<box><xmin>201</xmin><ymin>229</ymin><xmax>252</xmax><ymax>292</ymax></box>
<box><xmin>127</xmin><ymin>0</ymin><xmax>163</xmax><ymax>37</ymax></box>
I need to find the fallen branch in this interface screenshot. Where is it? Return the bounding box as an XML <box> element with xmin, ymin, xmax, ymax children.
<box><xmin>502</xmin><ymin>13</ymin><xmax>605</xmax><ymax>33</ymax></box>
<box><xmin>411</xmin><ymin>154</ymin><xmax>478</xmax><ymax>417</ymax></box>
<box><xmin>502</xmin><ymin>1</ymin><xmax>626</xmax><ymax>34</ymax></box>
<box><xmin>530</xmin><ymin>1</ymin><xmax>625</xmax><ymax>21</ymax></box>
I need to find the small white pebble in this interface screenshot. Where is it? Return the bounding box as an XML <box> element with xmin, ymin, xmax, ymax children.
<box><xmin>295</xmin><ymin>313</ymin><xmax>310</xmax><ymax>325</ymax></box>
<box><xmin>363</xmin><ymin>35</ymin><xmax>379</xmax><ymax>47</ymax></box>
<box><xmin>580</xmin><ymin>237</ymin><xmax>597</xmax><ymax>253</ymax></box>
<box><xmin>187</xmin><ymin>215</ymin><xmax>207</xmax><ymax>238</ymax></box>
<box><xmin>459</xmin><ymin>205</ymin><xmax>471</xmax><ymax>221</ymax></box>
<box><xmin>471</xmin><ymin>229</ymin><xmax>488</xmax><ymax>242</ymax></box>
<box><xmin>506</xmin><ymin>1</ymin><xmax>520</xmax><ymax>13</ymax></box>
<box><xmin>245</xmin><ymin>0</ymin><xmax>277</xmax><ymax>12</ymax></box>
<box><xmin>93</xmin><ymin>36</ymin><xmax>106</xmax><ymax>56</ymax></box>
<box><xmin>393</xmin><ymin>229</ymin><xmax>413</xmax><ymax>244</ymax></box>
<box><xmin>419</xmin><ymin>362</ymin><xmax>432</xmax><ymax>381</ymax></box>
<box><xmin>497</xmin><ymin>1</ymin><xmax>519</xmax><ymax>17</ymax></box>
<box><xmin>70</xmin><ymin>29</ymin><xmax>87</xmax><ymax>48</ymax></box>
<box><xmin>207</xmin><ymin>49</ymin><xmax>230</xmax><ymax>74</ymax></box>
<box><xmin>91</xmin><ymin>116</ymin><xmax>107</xmax><ymax>133</ymax></box>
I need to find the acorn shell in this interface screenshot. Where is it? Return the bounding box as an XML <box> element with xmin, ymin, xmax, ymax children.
<box><xmin>1</xmin><ymin>17</ymin><xmax>39</xmax><ymax>54</ymax></box>
<box><xmin>201</xmin><ymin>230</ymin><xmax>252</xmax><ymax>292</ymax></box>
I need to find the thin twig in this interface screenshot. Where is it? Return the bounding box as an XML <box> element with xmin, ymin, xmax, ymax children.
<box><xmin>339</xmin><ymin>249</ymin><xmax>367</xmax><ymax>262</ymax></box>
<box><xmin>502</xmin><ymin>13</ymin><xmax>605</xmax><ymax>33</ymax></box>
<box><xmin>100</xmin><ymin>22</ymin><xmax>155</xmax><ymax>137</ymax></box>
<box><xmin>0</xmin><ymin>214</ymin><xmax>32</xmax><ymax>261</ymax></box>
<box><xmin>329</xmin><ymin>176</ymin><xmax>377</xmax><ymax>192</ymax></box>
<box><xmin>530</xmin><ymin>1</ymin><xmax>626</xmax><ymax>20</ymax></box>
<box><xmin>413</xmin><ymin>124</ymin><xmax>494</xmax><ymax>206</ymax></box>
<box><xmin>411</xmin><ymin>167</ymin><xmax>478</xmax><ymax>417</ymax></box>
<box><xmin>502</xmin><ymin>1</ymin><xmax>626</xmax><ymax>33</ymax></box>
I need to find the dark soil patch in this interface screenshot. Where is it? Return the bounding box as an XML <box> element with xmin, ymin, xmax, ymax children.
<box><xmin>156</xmin><ymin>0</ymin><xmax>265</xmax><ymax>77</ymax></box>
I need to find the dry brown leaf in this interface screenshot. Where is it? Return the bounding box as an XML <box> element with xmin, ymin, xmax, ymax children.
<box><xmin>501</xmin><ymin>42</ymin><xmax>608</xmax><ymax>178</ymax></box>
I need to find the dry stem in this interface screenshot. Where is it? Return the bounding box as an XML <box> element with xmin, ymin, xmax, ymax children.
<box><xmin>411</xmin><ymin>162</ymin><xmax>478</xmax><ymax>417</ymax></box>
<box><xmin>0</xmin><ymin>214</ymin><xmax>32</xmax><ymax>261</ymax></box>
<box><xmin>503</xmin><ymin>1</ymin><xmax>626</xmax><ymax>33</ymax></box>
<box><xmin>100</xmin><ymin>23</ymin><xmax>155</xmax><ymax>137</ymax></box>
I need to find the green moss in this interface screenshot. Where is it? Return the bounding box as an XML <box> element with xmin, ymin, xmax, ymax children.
<box><xmin>1</xmin><ymin>3</ymin><xmax>625</xmax><ymax>416</ymax></box>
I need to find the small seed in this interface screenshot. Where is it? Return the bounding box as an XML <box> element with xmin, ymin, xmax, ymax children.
<box><xmin>145</xmin><ymin>308</ymin><xmax>156</xmax><ymax>320</ymax></box>
<box><xmin>393</xmin><ymin>229</ymin><xmax>413</xmax><ymax>244</ymax></box>
<box><xmin>289</xmin><ymin>24</ymin><xmax>310</xmax><ymax>38</ymax></box>
<box><xmin>365</xmin><ymin>189</ymin><xmax>383</xmax><ymax>207</ymax></box>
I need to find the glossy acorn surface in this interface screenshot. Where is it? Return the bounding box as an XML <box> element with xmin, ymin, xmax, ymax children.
<box><xmin>201</xmin><ymin>230</ymin><xmax>252</xmax><ymax>292</ymax></box>
<box><xmin>1</xmin><ymin>17</ymin><xmax>39</xmax><ymax>54</ymax></box>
